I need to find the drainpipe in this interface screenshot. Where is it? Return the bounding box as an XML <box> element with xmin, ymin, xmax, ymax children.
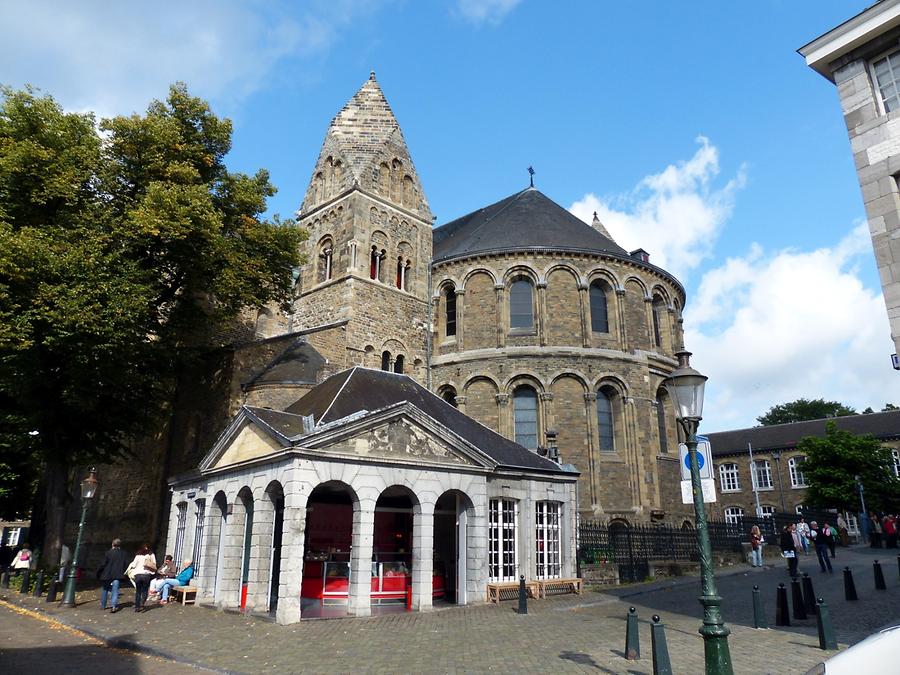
<box><xmin>425</xmin><ymin>216</ymin><xmax>435</xmax><ymax>390</ymax></box>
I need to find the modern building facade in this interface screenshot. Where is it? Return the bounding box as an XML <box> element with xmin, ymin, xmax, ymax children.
<box><xmin>800</xmin><ymin>0</ymin><xmax>900</xmax><ymax>361</ymax></box>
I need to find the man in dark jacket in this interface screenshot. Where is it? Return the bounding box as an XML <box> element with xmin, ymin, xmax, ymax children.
<box><xmin>98</xmin><ymin>538</ymin><xmax>128</xmax><ymax>612</ymax></box>
<box><xmin>810</xmin><ymin>521</ymin><xmax>833</xmax><ymax>574</ymax></box>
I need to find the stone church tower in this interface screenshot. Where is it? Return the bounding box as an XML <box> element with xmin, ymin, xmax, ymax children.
<box><xmin>289</xmin><ymin>73</ymin><xmax>433</xmax><ymax>382</ymax></box>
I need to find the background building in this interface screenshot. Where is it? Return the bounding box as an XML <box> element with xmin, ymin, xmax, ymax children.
<box><xmin>800</xmin><ymin>0</ymin><xmax>900</xmax><ymax>361</ymax></box>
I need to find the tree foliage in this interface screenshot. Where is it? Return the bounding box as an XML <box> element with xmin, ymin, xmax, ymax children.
<box><xmin>798</xmin><ymin>421</ymin><xmax>900</xmax><ymax>513</ymax></box>
<box><xmin>756</xmin><ymin>398</ymin><xmax>856</xmax><ymax>426</ymax></box>
<box><xmin>0</xmin><ymin>85</ymin><xmax>305</xmax><ymax>543</ymax></box>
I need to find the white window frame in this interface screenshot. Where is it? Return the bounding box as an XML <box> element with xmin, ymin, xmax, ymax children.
<box><xmin>892</xmin><ymin>449</ymin><xmax>900</xmax><ymax>478</ymax></box>
<box><xmin>489</xmin><ymin>498</ymin><xmax>518</xmax><ymax>582</ymax></box>
<box><xmin>724</xmin><ymin>507</ymin><xmax>743</xmax><ymax>525</ymax></box>
<box><xmin>192</xmin><ymin>499</ymin><xmax>206</xmax><ymax>574</ymax></box>
<box><xmin>173</xmin><ymin>502</ymin><xmax>188</xmax><ymax>567</ymax></box>
<box><xmin>789</xmin><ymin>456</ymin><xmax>807</xmax><ymax>488</ymax></box>
<box><xmin>795</xmin><ymin>504</ymin><xmax>805</xmax><ymax>515</ymax></box>
<box><xmin>869</xmin><ymin>46</ymin><xmax>900</xmax><ymax>115</ymax></box>
<box><xmin>535</xmin><ymin>501</ymin><xmax>561</xmax><ymax>580</ymax></box>
<box><xmin>718</xmin><ymin>463</ymin><xmax>741</xmax><ymax>492</ymax></box>
<box><xmin>760</xmin><ymin>505</ymin><xmax>776</xmax><ymax>519</ymax></box>
<box><xmin>6</xmin><ymin>527</ymin><xmax>21</xmax><ymax>546</ymax></box>
<box><xmin>752</xmin><ymin>460</ymin><xmax>773</xmax><ymax>491</ymax></box>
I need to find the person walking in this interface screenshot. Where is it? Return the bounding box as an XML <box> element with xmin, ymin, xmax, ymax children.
<box><xmin>826</xmin><ymin>522</ymin><xmax>837</xmax><ymax>558</ymax></box>
<box><xmin>810</xmin><ymin>521</ymin><xmax>833</xmax><ymax>573</ymax></box>
<box><xmin>870</xmin><ymin>513</ymin><xmax>883</xmax><ymax>548</ymax></box>
<box><xmin>129</xmin><ymin>544</ymin><xmax>157</xmax><ymax>613</ymax></box>
<box><xmin>779</xmin><ymin>525</ymin><xmax>799</xmax><ymax>577</ymax></box>
<box><xmin>10</xmin><ymin>544</ymin><xmax>33</xmax><ymax>575</ymax></box>
<box><xmin>98</xmin><ymin>539</ymin><xmax>128</xmax><ymax>613</ymax></box>
<box><xmin>749</xmin><ymin>525</ymin><xmax>764</xmax><ymax>567</ymax></box>
<box><xmin>796</xmin><ymin>517</ymin><xmax>811</xmax><ymax>554</ymax></box>
<box><xmin>883</xmin><ymin>514</ymin><xmax>897</xmax><ymax>549</ymax></box>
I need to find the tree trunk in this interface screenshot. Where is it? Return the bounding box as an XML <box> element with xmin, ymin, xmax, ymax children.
<box><xmin>40</xmin><ymin>459</ymin><xmax>70</xmax><ymax>569</ymax></box>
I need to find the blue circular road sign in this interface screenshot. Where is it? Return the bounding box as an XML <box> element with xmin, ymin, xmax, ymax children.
<box><xmin>684</xmin><ymin>452</ymin><xmax>705</xmax><ymax>471</ymax></box>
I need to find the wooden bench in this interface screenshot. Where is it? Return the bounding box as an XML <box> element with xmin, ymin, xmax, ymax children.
<box><xmin>170</xmin><ymin>586</ymin><xmax>198</xmax><ymax>605</ymax></box>
<box><xmin>486</xmin><ymin>581</ymin><xmax>540</xmax><ymax>604</ymax></box>
<box><xmin>537</xmin><ymin>578</ymin><xmax>583</xmax><ymax>598</ymax></box>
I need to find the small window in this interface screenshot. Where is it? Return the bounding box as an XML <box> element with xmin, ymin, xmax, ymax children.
<box><xmin>724</xmin><ymin>506</ymin><xmax>744</xmax><ymax>525</ymax></box>
<box><xmin>719</xmin><ymin>463</ymin><xmax>740</xmax><ymax>492</ymax></box>
<box><xmin>509</xmin><ymin>279</ymin><xmax>534</xmax><ymax>329</ymax></box>
<box><xmin>393</xmin><ymin>355</ymin><xmax>404</xmax><ymax>374</ymax></box>
<box><xmin>381</xmin><ymin>350</ymin><xmax>391</xmax><ymax>371</ymax></box>
<box><xmin>652</xmin><ymin>296</ymin><xmax>665</xmax><ymax>348</ymax></box>
<box><xmin>513</xmin><ymin>386</ymin><xmax>538</xmax><ymax>449</ymax></box>
<box><xmin>440</xmin><ymin>386</ymin><xmax>457</xmax><ymax>407</ymax></box>
<box><xmin>535</xmin><ymin>501</ymin><xmax>561</xmax><ymax>580</ymax></box>
<box><xmin>318</xmin><ymin>238</ymin><xmax>333</xmax><ymax>282</ymax></box>
<box><xmin>597</xmin><ymin>389</ymin><xmax>615</xmax><ymax>452</ymax></box>
<box><xmin>795</xmin><ymin>504</ymin><xmax>805</xmax><ymax>516</ymax></box>
<box><xmin>760</xmin><ymin>505</ymin><xmax>775</xmax><ymax>519</ymax></box>
<box><xmin>872</xmin><ymin>49</ymin><xmax>900</xmax><ymax>113</ymax></box>
<box><xmin>445</xmin><ymin>286</ymin><xmax>457</xmax><ymax>337</ymax></box>
<box><xmin>789</xmin><ymin>456</ymin><xmax>807</xmax><ymax>487</ymax></box>
<box><xmin>589</xmin><ymin>281</ymin><xmax>609</xmax><ymax>333</ymax></box>
<box><xmin>752</xmin><ymin>460</ymin><xmax>773</xmax><ymax>490</ymax></box>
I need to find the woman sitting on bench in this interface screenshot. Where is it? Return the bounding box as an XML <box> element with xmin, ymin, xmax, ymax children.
<box><xmin>158</xmin><ymin>559</ymin><xmax>194</xmax><ymax>604</ymax></box>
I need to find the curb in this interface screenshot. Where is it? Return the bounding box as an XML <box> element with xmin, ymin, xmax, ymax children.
<box><xmin>0</xmin><ymin>596</ymin><xmax>233</xmax><ymax>674</ymax></box>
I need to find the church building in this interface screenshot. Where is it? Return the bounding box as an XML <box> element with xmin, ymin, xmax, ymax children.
<box><xmin>87</xmin><ymin>72</ymin><xmax>693</xmax><ymax>623</ymax></box>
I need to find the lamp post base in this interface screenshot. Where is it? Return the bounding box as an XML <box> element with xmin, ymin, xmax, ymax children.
<box><xmin>61</xmin><ymin>575</ymin><xmax>77</xmax><ymax>608</ymax></box>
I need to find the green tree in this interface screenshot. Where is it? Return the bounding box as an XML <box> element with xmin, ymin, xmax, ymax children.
<box><xmin>756</xmin><ymin>398</ymin><xmax>856</xmax><ymax>426</ymax></box>
<box><xmin>0</xmin><ymin>85</ymin><xmax>305</xmax><ymax>562</ymax></box>
<box><xmin>798</xmin><ymin>421</ymin><xmax>900</xmax><ymax>513</ymax></box>
<box><xmin>881</xmin><ymin>403</ymin><xmax>898</xmax><ymax>411</ymax></box>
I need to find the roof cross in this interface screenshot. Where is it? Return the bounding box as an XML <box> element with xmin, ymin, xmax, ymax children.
<box><xmin>528</xmin><ymin>166</ymin><xmax>535</xmax><ymax>188</ymax></box>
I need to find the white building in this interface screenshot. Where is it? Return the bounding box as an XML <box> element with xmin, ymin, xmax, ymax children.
<box><xmin>166</xmin><ymin>367</ymin><xmax>578</xmax><ymax>624</ymax></box>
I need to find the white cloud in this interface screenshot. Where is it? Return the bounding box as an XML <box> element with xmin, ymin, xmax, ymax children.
<box><xmin>0</xmin><ymin>1</ymin><xmax>381</xmax><ymax>118</ymax></box>
<box><xmin>687</xmin><ymin>224</ymin><xmax>899</xmax><ymax>431</ymax></box>
<box><xmin>457</xmin><ymin>0</ymin><xmax>522</xmax><ymax>25</ymax></box>
<box><xmin>570</xmin><ymin>137</ymin><xmax>745</xmax><ymax>279</ymax></box>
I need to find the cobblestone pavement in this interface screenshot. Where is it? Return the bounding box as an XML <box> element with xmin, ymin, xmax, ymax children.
<box><xmin>2</xmin><ymin>546</ymin><xmax>898</xmax><ymax>674</ymax></box>
<box><xmin>0</xmin><ymin>601</ymin><xmax>198</xmax><ymax>673</ymax></box>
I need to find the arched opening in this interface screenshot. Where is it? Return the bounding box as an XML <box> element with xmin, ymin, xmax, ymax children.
<box><xmin>439</xmin><ymin>385</ymin><xmax>458</xmax><ymax>407</ymax></box>
<box><xmin>681</xmin><ymin>520</ymin><xmax>693</xmax><ymax>530</ymax></box>
<box><xmin>444</xmin><ymin>285</ymin><xmax>457</xmax><ymax>337</ymax></box>
<box><xmin>370</xmin><ymin>246</ymin><xmax>384</xmax><ymax>281</ymax></box>
<box><xmin>589</xmin><ymin>280</ymin><xmax>609</xmax><ymax>333</ymax></box>
<box><xmin>301</xmin><ymin>481</ymin><xmax>357</xmax><ymax>618</ymax></box>
<box><xmin>266</xmin><ymin>481</ymin><xmax>285</xmax><ymax>616</ymax></box>
<box><xmin>373</xmin><ymin>485</ymin><xmax>417</xmax><ymax>608</ymax></box>
<box><xmin>652</xmin><ymin>295</ymin><xmax>666</xmax><ymax>349</ymax></box>
<box><xmin>381</xmin><ymin>350</ymin><xmax>391</xmax><ymax>371</ymax></box>
<box><xmin>318</xmin><ymin>237</ymin><xmax>333</xmax><ymax>282</ymax></box>
<box><xmin>212</xmin><ymin>491</ymin><xmax>228</xmax><ymax>605</ymax></box>
<box><xmin>596</xmin><ymin>387</ymin><xmax>616</xmax><ymax>452</ymax></box>
<box><xmin>393</xmin><ymin>354</ymin><xmax>404</xmax><ymax>374</ymax></box>
<box><xmin>433</xmin><ymin>490</ymin><xmax>475</xmax><ymax>605</ymax></box>
<box><xmin>656</xmin><ymin>388</ymin><xmax>669</xmax><ymax>454</ymax></box>
<box><xmin>237</xmin><ymin>487</ymin><xmax>254</xmax><ymax>610</ymax></box>
<box><xmin>509</xmin><ymin>278</ymin><xmax>534</xmax><ymax>330</ymax></box>
<box><xmin>512</xmin><ymin>384</ymin><xmax>539</xmax><ymax>449</ymax></box>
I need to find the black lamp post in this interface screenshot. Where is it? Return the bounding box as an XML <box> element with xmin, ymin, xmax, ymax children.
<box><xmin>665</xmin><ymin>351</ymin><xmax>733</xmax><ymax>675</ymax></box>
<box><xmin>62</xmin><ymin>468</ymin><xmax>99</xmax><ymax>608</ymax></box>
<box><xmin>771</xmin><ymin>450</ymin><xmax>786</xmax><ymax>513</ymax></box>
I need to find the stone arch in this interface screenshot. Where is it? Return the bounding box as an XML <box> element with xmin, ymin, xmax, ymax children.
<box><xmin>650</xmin><ymin>292</ymin><xmax>669</xmax><ymax>352</ymax></box>
<box><xmin>545</xmin><ymin>266</ymin><xmax>581</xmax><ymax>346</ymax></box>
<box><xmin>207</xmin><ymin>490</ymin><xmax>230</xmax><ymax>606</ymax></box>
<box><xmin>317</xmin><ymin>234</ymin><xmax>334</xmax><ymax>283</ymax></box>
<box><xmin>544</xmin><ymin>262</ymin><xmax>583</xmax><ymax>284</ymax></box>
<box><xmin>437</xmin><ymin>383</ymin><xmax>459</xmax><ymax>407</ymax></box>
<box><xmin>624</xmin><ymin>277</ymin><xmax>650</xmax><ymax>351</ymax></box>
<box><xmin>433</xmin><ymin>489</ymin><xmax>477</xmax><ymax>605</ymax></box>
<box><xmin>230</xmin><ymin>486</ymin><xmax>255</xmax><ymax>609</ymax></box>
<box><xmin>461</xmin><ymin>266</ymin><xmax>498</xmax><ymax>287</ymax></box>
<box><xmin>502</xmin><ymin>264</ymin><xmax>540</xmax><ymax>286</ymax></box>
<box><xmin>253</xmin><ymin>480</ymin><xmax>285</xmax><ymax>616</ymax></box>
<box><xmin>595</xmin><ymin>377</ymin><xmax>628</xmax><ymax>456</ymax></box>
<box><xmin>550</xmin><ymin>373</ymin><xmax>591</xmax><ymax>490</ymax></box>
<box><xmin>507</xmin><ymin>376</ymin><xmax>543</xmax><ymax>450</ymax></box>
<box><xmin>623</xmin><ymin>275</ymin><xmax>649</xmax><ymax>297</ymax></box>
<box><xmin>463</xmin><ymin>375</ymin><xmax>500</xmax><ymax>432</ymax></box>
<box><xmin>654</xmin><ymin>387</ymin><xmax>676</xmax><ymax>455</ymax></box>
<box><xmin>649</xmin><ymin>283</ymin><xmax>671</xmax><ymax>305</ymax></box>
<box><xmin>461</xmin><ymin>270</ymin><xmax>497</xmax><ymax>350</ymax></box>
<box><xmin>587</xmin><ymin>267</ymin><xmax>622</xmax><ymax>290</ymax></box>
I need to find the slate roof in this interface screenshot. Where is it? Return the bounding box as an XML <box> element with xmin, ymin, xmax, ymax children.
<box><xmin>285</xmin><ymin>367</ymin><xmax>573</xmax><ymax>474</ymax></box>
<box><xmin>432</xmin><ymin>188</ymin><xmax>629</xmax><ymax>262</ymax></box>
<box><xmin>243</xmin><ymin>339</ymin><xmax>326</xmax><ymax>389</ymax></box>
<box><xmin>707</xmin><ymin>410</ymin><xmax>900</xmax><ymax>457</ymax></box>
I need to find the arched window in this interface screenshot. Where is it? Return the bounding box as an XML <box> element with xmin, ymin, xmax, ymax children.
<box><xmin>589</xmin><ymin>281</ymin><xmax>609</xmax><ymax>333</ymax></box>
<box><xmin>513</xmin><ymin>385</ymin><xmax>538</xmax><ymax>449</ymax></box>
<box><xmin>381</xmin><ymin>350</ymin><xmax>390</xmax><ymax>371</ymax></box>
<box><xmin>393</xmin><ymin>355</ymin><xmax>404</xmax><ymax>374</ymax></box>
<box><xmin>652</xmin><ymin>295</ymin><xmax>666</xmax><ymax>348</ymax></box>
<box><xmin>318</xmin><ymin>238</ymin><xmax>333</xmax><ymax>282</ymax></box>
<box><xmin>719</xmin><ymin>463</ymin><xmax>740</xmax><ymax>492</ymax></box>
<box><xmin>760</xmin><ymin>505</ymin><xmax>775</xmax><ymax>519</ymax></box>
<box><xmin>656</xmin><ymin>391</ymin><xmax>668</xmax><ymax>454</ymax></box>
<box><xmin>509</xmin><ymin>279</ymin><xmax>534</xmax><ymax>330</ymax></box>
<box><xmin>596</xmin><ymin>389</ymin><xmax>615</xmax><ymax>452</ymax></box>
<box><xmin>440</xmin><ymin>386</ymin><xmax>457</xmax><ymax>407</ymax></box>
<box><xmin>444</xmin><ymin>285</ymin><xmax>457</xmax><ymax>337</ymax></box>
<box><xmin>789</xmin><ymin>456</ymin><xmax>807</xmax><ymax>487</ymax></box>
<box><xmin>724</xmin><ymin>506</ymin><xmax>744</xmax><ymax>525</ymax></box>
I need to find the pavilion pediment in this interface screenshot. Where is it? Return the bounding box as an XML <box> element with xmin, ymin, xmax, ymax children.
<box><xmin>207</xmin><ymin>421</ymin><xmax>285</xmax><ymax>470</ymax></box>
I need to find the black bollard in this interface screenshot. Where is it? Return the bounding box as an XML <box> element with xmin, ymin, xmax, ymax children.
<box><xmin>874</xmin><ymin>560</ymin><xmax>887</xmax><ymax>590</ymax></box>
<box><xmin>843</xmin><ymin>566</ymin><xmax>858</xmax><ymax>601</ymax></box>
<box><xmin>517</xmin><ymin>575</ymin><xmax>527</xmax><ymax>615</ymax></box>
<box><xmin>18</xmin><ymin>569</ymin><xmax>30</xmax><ymax>594</ymax></box>
<box><xmin>32</xmin><ymin>570</ymin><xmax>44</xmax><ymax>597</ymax></box>
<box><xmin>650</xmin><ymin>615</ymin><xmax>673</xmax><ymax>675</ymax></box>
<box><xmin>625</xmin><ymin>606</ymin><xmax>640</xmax><ymax>660</ymax></box>
<box><xmin>791</xmin><ymin>577</ymin><xmax>807</xmax><ymax>620</ymax></box>
<box><xmin>46</xmin><ymin>579</ymin><xmax>58</xmax><ymax>603</ymax></box>
<box><xmin>801</xmin><ymin>573</ymin><xmax>817</xmax><ymax>615</ymax></box>
<box><xmin>0</xmin><ymin>571</ymin><xmax>9</xmax><ymax>589</ymax></box>
<box><xmin>775</xmin><ymin>583</ymin><xmax>791</xmax><ymax>626</ymax></box>
<box><xmin>752</xmin><ymin>585</ymin><xmax>768</xmax><ymax>629</ymax></box>
<box><xmin>816</xmin><ymin>598</ymin><xmax>838</xmax><ymax>650</ymax></box>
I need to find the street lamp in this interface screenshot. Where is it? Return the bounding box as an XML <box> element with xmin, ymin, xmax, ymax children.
<box><xmin>664</xmin><ymin>351</ymin><xmax>733</xmax><ymax>675</ymax></box>
<box><xmin>62</xmin><ymin>468</ymin><xmax>99</xmax><ymax>608</ymax></box>
<box><xmin>771</xmin><ymin>450</ymin><xmax>786</xmax><ymax>513</ymax></box>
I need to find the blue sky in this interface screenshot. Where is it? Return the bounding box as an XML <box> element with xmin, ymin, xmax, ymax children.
<box><xmin>3</xmin><ymin>0</ymin><xmax>898</xmax><ymax>430</ymax></box>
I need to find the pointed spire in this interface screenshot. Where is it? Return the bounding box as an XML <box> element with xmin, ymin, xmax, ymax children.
<box><xmin>591</xmin><ymin>211</ymin><xmax>615</xmax><ymax>241</ymax></box>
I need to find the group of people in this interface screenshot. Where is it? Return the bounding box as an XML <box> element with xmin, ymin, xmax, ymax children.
<box><xmin>867</xmin><ymin>512</ymin><xmax>898</xmax><ymax>549</ymax></box>
<box><xmin>779</xmin><ymin>519</ymin><xmax>837</xmax><ymax>576</ymax></box>
<box><xmin>96</xmin><ymin>539</ymin><xmax>194</xmax><ymax>613</ymax></box>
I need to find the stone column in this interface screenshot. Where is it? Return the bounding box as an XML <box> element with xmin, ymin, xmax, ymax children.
<box><xmin>220</xmin><ymin>502</ymin><xmax>243</xmax><ymax>609</ymax></box>
<box><xmin>644</xmin><ymin>296</ymin><xmax>654</xmax><ymax>349</ymax></box>
<box><xmin>496</xmin><ymin>393</ymin><xmax>510</xmax><ymax>440</ymax></box>
<box><xmin>494</xmin><ymin>283</ymin><xmax>506</xmax><ymax>348</ymax></box>
<box><xmin>577</xmin><ymin>283</ymin><xmax>590</xmax><ymax>348</ymax></box>
<box><xmin>431</xmin><ymin>295</ymin><xmax>440</xmax><ymax>343</ymax></box>
<box><xmin>275</xmin><ymin>488</ymin><xmax>307</xmax><ymax>625</ymax></box>
<box><xmin>536</xmin><ymin>281</ymin><xmax>548</xmax><ymax>346</ymax></box>
<box><xmin>615</xmin><ymin>288</ymin><xmax>627</xmax><ymax>349</ymax></box>
<box><xmin>583</xmin><ymin>392</ymin><xmax>599</xmax><ymax>509</ymax></box>
<box><xmin>539</xmin><ymin>391</ymin><xmax>555</xmax><ymax>446</ymax></box>
<box><xmin>454</xmin><ymin>395</ymin><xmax>467</xmax><ymax>415</ymax></box>
<box><xmin>454</xmin><ymin>288</ymin><xmax>466</xmax><ymax>350</ymax></box>
<box><xmin>196</xmin><ymin>504</ymin><xmax>220</xmax><ymax>604</ymax></box>
<box><xmin>348</xmin><ymin>495</ymin><xmax>376</xmax><ymax>617</ymax></box>
<box><xmin>411</xmin><ymin>502</ymin><xmax>435</xmax><ymax>611</ymax></box>
<box><xmin>250</xmin><ymin>492</ymin><xmax>274</xmax><ymax>613</ymax></box>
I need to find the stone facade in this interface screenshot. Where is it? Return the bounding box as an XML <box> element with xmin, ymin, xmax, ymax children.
<box><xmin>801</xmin><ymin>0</ymin><xmax>900</xmax><ymax>357</ymax></box>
